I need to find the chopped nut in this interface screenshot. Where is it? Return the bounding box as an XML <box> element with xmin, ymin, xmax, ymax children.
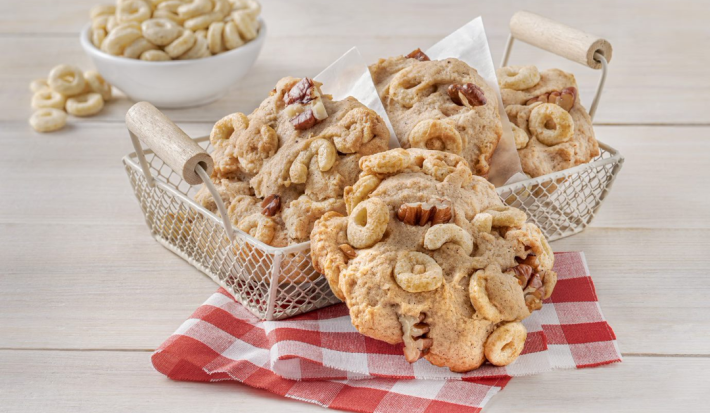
<box><xmin>399</xmin><ymin>313</ymin><xmax>432</xmax><ymax>363</ymax></box>
<box><xmin>311</xmin><ymin>98</ymin><xmax>328</xmax><ymax>120</ymax></box>
<box><xmin>397</xmin><ymin>200</ymin><xmax>452</xmax><ymax>226</ymax></box>
<box><xmin>261</xmin><ymin>194</ymin><xmax>281</xmax><ymax>217</ymax></box>
<box><xmin>510</xmin><ymin>263</ymin><xmax>533</xmax><ymax>287</ymax></box>
<box><xmin>447</xmin><ymin>83</ymin><xmax>487</xmax><ymax>107</ymax></box>
<box><xmin>290</xmin><ymin>108</ymin><xmax>317</xmax><ymax>130</ymax></box>
<box><xmin>525</xmin><ymin>87</ymin><xmax>576</xmax><ymax>112</ymax></box>
<box><xmin>339</xmin><ymin>244</ymin><xmax>357</xmax><ymax>260</ymax></box>
<box><xmin>284</xmin><ymin>77</ymin><xmax>316</xmax><ymax>105</ymax></box>
<box><xmin>405</xmin><ymin>48</ymin><xmax>430</xmax><ymax>62</ymax></box>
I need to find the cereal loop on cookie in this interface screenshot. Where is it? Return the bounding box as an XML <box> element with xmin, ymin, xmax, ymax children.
<box><xmin>486</xmin><ymin>206</ymin><xmax>527</xmax><ymax>228</ymax></box>
<box><xmin>423</xmin><ymin>223</ymin><xmax>473</xmax><ymax>255</ymax></box>
<box><xmin>469</xmin><ymin>266</ymin><xmax>529</xmax><ymax>323</ymax></box>
<box><xmin>408</xmin><ymin>119</ymin><xmax>463</xmax><ymax>155</ymax></box>
<box><xmin>528</xmin><ymin>103</ymin><xmax>574</xmax><ymax>146</ymax></box>
<box><xmin>66</xmin><ymin>93</ymin><xmax>104</xmax><ymax>117</ymax></box>
<box><xmin>484</xmin><ymin>321</ymin><xmax>527</xmax><ymax>366</ymax></box>
<box><xmin>344</xmin><ymin>175</ymin><xmax>381</xmax><ymax>215</ymax></box>
<box><xmin>497</xmin><ymin>65</ymin><xmax>540</xmax><ymax>90</ymax></box>
<box><xmin>359</xmin><ymin>148</ymin><xmax>411</xmax><ymax>175</ymax></box>
<box><xmin>511</xmin><ymin>123</ymin><xmax>529</xmax><ymax>149</ymax></box>
<box><xmin>48</xmin><ymin>64</ymin><xmax>86</xmax><ymax>96</ymax></box>
<box><xmin>29</xmin><ymin>109</ymin><xmax>67</xmax><ymax>133</ymax></box>
<box><xmin>237</xmin><ymin>213</ymin><xmax>276</xmax><ymax>244</ymax></box>
<box><xmin>394</xmin><ymin>251</ymin><xmax>443</xmax><ymax>293</ymax></box>
<box><xmin>346</xmin><ymin>198</ymin><xmax>389</xmax><ymax>249</ymax></box>
<box><xmin>289</xmin><ymin>139</ymin><xmax>337</xmax><ymax>184</ymax></box>
<box><xmin>332</xmin><ymin>108</ymin><xmax>379</xmax><ymax>153</ymax></box>
<box><xmin>210</xmin><ymin>112</ymin><xmax>248</xmax><ymax>145</ymax></box>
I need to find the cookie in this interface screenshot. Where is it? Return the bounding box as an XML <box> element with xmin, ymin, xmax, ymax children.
<box><xmin>369</xmin><ymin>51</ymin><xmax>503</xmax><ymax>178</ymax></box>
<box><xmin>310</xmin><ymin>148</ymin><xmax>557</xmax><ymax>372</ymax></box>
<box><xmin>195</xmin><ymin>76</ymin><xmax>391</xmax><ymax>247</ymax></box>
<box><xmin>498</xmin><ymin>66</ymin><xmax>600</xmax><ymax>178</ymax></box>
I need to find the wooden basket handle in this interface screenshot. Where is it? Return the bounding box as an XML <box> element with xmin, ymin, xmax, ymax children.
<box><xmin>509</xmin><ymin>11</ymin><xmax>613</xmax><ymax>69</ymax></box>
<box><xmin>125</xmin><ymin>102</ymin><xmax>213</xmax><ymax>185</ymax></box>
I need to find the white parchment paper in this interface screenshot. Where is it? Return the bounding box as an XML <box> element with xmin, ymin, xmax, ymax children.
<box><xmin>315</xmin><ymin>47</ymin><xmax>399</xmax><ymax>148</ymax></box>
<box><xmin>425</xmin><ymin>17</ymin><xmax>526</xmax><ymax>186</ymax></box>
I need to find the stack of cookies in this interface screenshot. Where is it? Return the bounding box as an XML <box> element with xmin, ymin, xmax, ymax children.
<box><xmin>197</xmin><ymin>48</ymin><xmax>601</xmax><ymax>372</ymax></box>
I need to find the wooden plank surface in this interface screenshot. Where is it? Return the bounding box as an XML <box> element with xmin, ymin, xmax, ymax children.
<box><xmin>2</xmin><ymin>0</ymin><xmax>710</xmax><ymax>124</ymax></box>
<box><xmin>1</xmin><ymin>0</ymin><xmax>709</xmax><ymax>411</ymax></box>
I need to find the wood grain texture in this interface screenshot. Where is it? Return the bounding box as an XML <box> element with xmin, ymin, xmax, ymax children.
<box><xmin>3</xmin><ymin>0</ymin><xmax>710</xmax><ymax>123</ymax></box>
<box><xmin>0</xmin><ymin>351</ymin><xmax>706</xmax><ymax>413</ymax></box>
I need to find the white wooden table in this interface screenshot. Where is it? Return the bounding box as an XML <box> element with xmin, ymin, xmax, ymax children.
<box><xmin>1</xmin><ymin>1</ymin><xmax>709</xmax><ymax>411</ymax></box>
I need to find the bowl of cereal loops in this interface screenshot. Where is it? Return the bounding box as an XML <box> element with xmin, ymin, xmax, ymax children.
<box><xmin>80</xmin><ymin>0</ymin><xmax>265</xmax><ymax>108</ymax></box>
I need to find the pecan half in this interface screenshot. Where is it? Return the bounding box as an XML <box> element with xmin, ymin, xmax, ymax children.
<box><xmin>290</xmin><ymin>108</ymin><xmax>317</xmax><ymax>130</ymax></box>
<box><xmin>510</xmin><ymin>263</ymin><xmax>533</xmax><ymax>287</ymax></box>
<box><xmin>261</xmin><ymin>194</ymin><xmax>281</xmax><ymax>217</ymax></box>
<box><xmin>399</xmin><ymin>313</ymin><xmax>433</xmax><ymax>363</ymax></box>
<box><xmin>284</xmin><ymin>77</ymin><xmax>316</xmax><ymax>105</ymax></box>
<box><xmin>339</xmin><ymin>244</ymin><xmax>357</xmax><ymax>260</ymax></box>
<box><xmin>405</xmin><ymin>48</ymin><xmax>430</xmax><ymax>62</ymax></box>
<box><xmin>397</xmin><ymin>201</ymin><xmax>452</xmax><ymax>226</ymax></box>
<box><xmin>526</xmin><ymin>87</ymin><xmax>577</xmax><ymax>112</ymax></box>
<box><xmin>447</xmin><ymin>83</ymin><xmax>487</xmax><ymax>107</ymax></box>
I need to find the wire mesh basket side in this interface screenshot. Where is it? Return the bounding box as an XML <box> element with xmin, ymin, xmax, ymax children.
<box><xmin>123</xmin><ymin>139</ymin><xmax>340</xmax><ymax>321</ymax></box>
<box><xmin>497</xmin><ymin>142</ymin><xmax>624</xmax><ymax>241</ymax></box>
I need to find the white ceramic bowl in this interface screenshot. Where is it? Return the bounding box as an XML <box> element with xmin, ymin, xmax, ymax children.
<box><xmin>80</xmin><ymin>19</ymin><xmax>266</xmax><ymax>108</ymax></box>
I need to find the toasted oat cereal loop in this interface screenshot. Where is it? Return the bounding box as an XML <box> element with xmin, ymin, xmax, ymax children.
<box><xmin>48</xmin><ymin>64</ymin><xmax>86</xmax><ymax>96</ymax></box>
<box><xmin>347</xmin><ymin>198</ymin><xmax>389</xmax><ymax>249</ymax></box>
<box><xmin>497</xmin><ymin>65</ymin><xmax>540</xmax><ymax>90</ymax></box>
<box><xmin>123</xmin><ymin>36</ymin><xmax>158</xmax><ymax>59</ymax></box>
<box><xmin>101</xmin><ymin>26</ymin><xmax>142</xmax><ymax>55</ymax></box>
<box><xmin>89</xmin><ymin>4</ymin><xmax>116</xmax><ymax>19</ymax></box>
<box><xmin>207</xmin><ymin>21</ymin><xmax>225</xmax><ymax>54</ymax></box>
<box><xmin>289</xmin><ymin>139</ymin><xmax>338</xmax><ymax>184</ymax></box>
<box><xmin>408</xmin><ymin>119</ymin><xmax>463</xmax><ymax>155</ymax></box>
<box><xmin>140</xmin><ymin>49</ymin><xmax>172</xmax><ymax>61</ymax></box>
<box><xmin>528</xmin><ymin>103</ymin><xmax>574</xmax><ymax>146</ymax></box>
<box><xmin>359</xmin><ymin>148</ymin><xmax>411</xmax><ymax>175</ymax></box>
<box><xmin>184</xmin><ymin>12</ymin><xmax>223</xmax><ymax>31</ymax></box>
<box><xmin>423</xmin><ymin>223</ymin><xmax>473</xmax><ymax>255</ymax></box>
<box><xmin>222</xmin><ymin>21</ymin><xmax>244</xmax><ymax>50</ymax></box>
<box><xmin>141</xmin><ymin>18</ymin><xmax>182</xmax><ymax>46</ymax></box>
<box><xmin>29</xmin><ymin>79</ymin><xmax>50</xmax><ymax>93</ymax></box>
<box><xmin>177</xmin><ymin>0</ymin><xmax>212</xmax><ymax>19</ymax></box>
<box><xmin>178</xmin><ymin>35</ymin><xmax>210</xmax><ymax>59</ymax></box>
<box><xmin>231</xmin><ymin>0</ymin><xmax>261</xmax><ymax>19</ymax></box>
<box><xmin>344</xmin><ymin>175</ymin><xmax>381</xmax><ymax>214</ymax></box>
<box><xmin>394</xmin><ymin>251</ymin><xmax>444</xmax><ymax>293</ymax></box>
<box><xmin>231</xmin><ymin>10</ymin><xmax>258</xmax><ymax>40</ymax></box>
<box><xmin>484</xmin><ymin>321</ymin><xmax>527</xmax><ymax>366</ymax></box>
<box><xmin>237</xmin><ymin>214</ymin><xmax>276</xmax><ymax>244</ymax></box>
<box><xmin>66</xmin><ymin>93</ymin><xmax>104</xmax><ymax>116</ymax></box>
<box><xmin>511</xmin><ymin>123</ymin><xmax>529</xmax><ymax>149</ymax></box>
<box><xmin>164</xmin><ymin>29</ymin><xmax>196</xmax><ymax>58</ymax></box>
<box><xmin>84</xmin><ymin>71</ymin><xmax>112</xmax><ymax>101</ymax></box>
<box><xmin>210</xmin><ymin>112</ymin><xmax>248</xmax><ymax>146</ymax></box>
<box><xmin>31</xmin><ymin>90</ymin><xmax>67</xmax><ymax>110</ymax></box>
<box><xmin>116</xmin><ymin>0</ymin><xmax>151</xmax><ymax>23</ymax></box>
<box><xmin>29</xmin><ymin>109</ymin><xmax>67</xmax><ymax>133</ymax></box>
<box><xmin>92</xmin><ymin>28</ymin><xmax>107</xmax><ymax>48</ymax></box>
<box><xmin>152</xmin><ymin>9</ymin><xmax>184</xmax><ymax>25</ymax></box>
<box><xmin>485</xmin><ymin>206</ymin><xmax>527</xmax><ymax>228</ymax></box>
<box><xmin>91</xmin><ymin>14</ymin><xmax>111</xmax><ymax>31</ymax></box>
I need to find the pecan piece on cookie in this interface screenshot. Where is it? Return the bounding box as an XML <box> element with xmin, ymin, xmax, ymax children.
<box><xmin>526</xmin><ymin>86</ymin><xmax>577</xmax><ymax>112</ymax></box>
<box><xmin>397</xmin><ymin>200</ymin><xmax>452</xmax><ymax>226</ymax></box>
<box><xmin>447</xmin><ymin>83</ymin><xmax>487</xmax><ymax>107</ymax></box>
<box><xmin>399</xmin><ymin>313</ymin><xmax>433</xmax><ymax>362</ymax></box>
<box><xmin>405</xmin><ymin>48</ymin><xmax>430</xmax><ymax>62</ymax></box>
<box><xmin>261</xmin><ymin>194</ymin><xmax>281</xmax><ymax>217</ymax></box>
<box><xmin>284</xmin><ymin>77</ymin><xmax>316</xmax><ymax>105</ymax></box>
<box><xmin>290</xmin><ymin>108</ymin><xmax>317</xmax><ymax>130</ymax></box>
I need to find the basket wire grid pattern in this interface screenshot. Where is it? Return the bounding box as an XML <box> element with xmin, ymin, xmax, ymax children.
<box><xmin>124</xmin><ymin>137</ymin><xmax>341</xmax><ymax>321</ymax></box>
<box><xmin>498</xmin><ymin>141</ymin><xmax>624</xmax><ymax>241</ymax></box>
<box><xmin>124</xmin><ymin>135</ymin><xmax>622</xmax><ymax>320</ymax></box>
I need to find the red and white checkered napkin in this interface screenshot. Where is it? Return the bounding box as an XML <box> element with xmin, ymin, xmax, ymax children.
<box><xmin>152</xmin><ymin>252</ymin><xmax>621</xmax><ymax>412</ymax></box>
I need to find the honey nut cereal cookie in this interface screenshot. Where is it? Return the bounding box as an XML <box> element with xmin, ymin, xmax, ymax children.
<box><xmin>194</xmin><ymin>76</ymin><xmax>391</xmax><ymax>247</ymax></box>
<box><xmin>497</xmin><ymin>66</ymin><xmax>600</xmax><ymax>178</ymax></box>
<box><xmin>369</xmin><ymin>50</ymin><xmax>503</xmax><ymax>178</ymax></box>
<box><xmin>310</xmin><ymin>148</ymin><xmax>557</xmax><ymax>372</ymax></box>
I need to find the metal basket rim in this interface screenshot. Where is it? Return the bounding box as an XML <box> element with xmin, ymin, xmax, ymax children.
<box><xmin>124</xmin><ymin>136</ymin><xmax>624</xmax><ymax>254</ymax></box>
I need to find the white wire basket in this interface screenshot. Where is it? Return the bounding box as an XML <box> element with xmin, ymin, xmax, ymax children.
<box><xmin>122</xmin><ymin>12</ymin><xmax>623</xmax><ymax>321</ymax></box>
